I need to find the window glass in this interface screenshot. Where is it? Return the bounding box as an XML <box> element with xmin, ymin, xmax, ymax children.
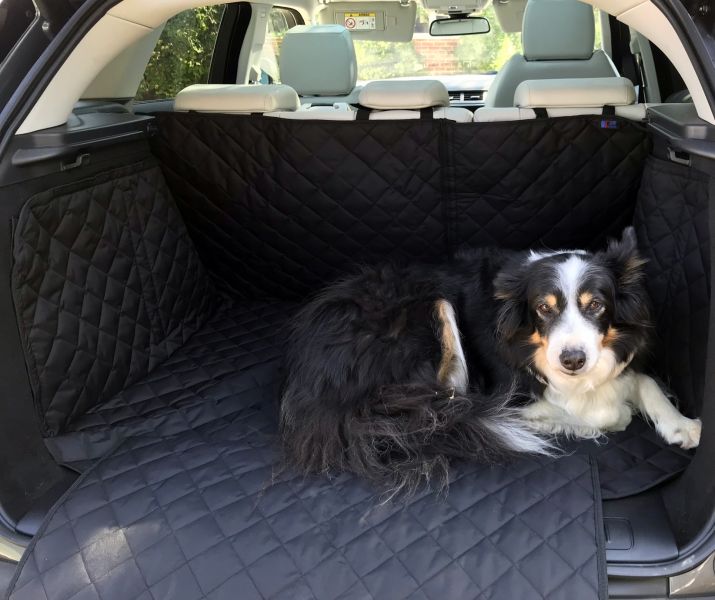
<box><xmin>353</xmin><ymin>5</ymin><xmax>604</xmax><ymax>81</ymax></box>
<box><xmin>354</xmin><ymin>5</ymin><xmax>521</xmax><ymax>81</ymax></box>
<box><xmin>136</xmin><ymin>5</ymin><xmax>225</xmax><ymax>101</ymax></box>
<box><xmin>257</xmin><ymin>6</ymin><xmax>302</xmax><ymax>83</ymax></box>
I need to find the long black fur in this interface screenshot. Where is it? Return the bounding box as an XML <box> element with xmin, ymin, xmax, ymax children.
<box><xmin>280</xmin><ymin>253</ymin><xmax>549</xmax><ymax>496</ymax></box>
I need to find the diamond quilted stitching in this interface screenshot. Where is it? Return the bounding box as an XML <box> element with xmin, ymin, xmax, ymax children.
<box><xmin>450</xmin><ymin>118</ymin><xmax>649</xmax><ymax>252</ymax></box>
<box><xmin>12</xmin><ymin>161</ymin><xmax>215</xmax><ymax>435</ymax></box>
<box><xmin>152</xmin><ymin>115</ymin><xmax>446</xmax><ymax>299</ymax></box>
<box><xmin>634</xmin><ymin>156</ymin><xmax>710</xmax><ymax>416</ymax></box>
<box><xmin>9</xmin><ymin>422</ymin><xmax>606</xmax><ymax>600</ymax></box>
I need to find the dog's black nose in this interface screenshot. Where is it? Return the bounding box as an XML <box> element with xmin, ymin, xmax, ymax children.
<box><xmin>560</xmin><ymin>349</ymin><xmax>586</xmax><ymax>372</ymax></box>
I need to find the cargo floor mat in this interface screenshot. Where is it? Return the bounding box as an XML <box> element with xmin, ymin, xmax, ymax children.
<box><xmin>7</xmin><ymin>425</ymin><xmax>607</xmax><ymax>600</ymax></box>
<box><xmin>41</xmin><ymin>298</ymin><xmax>690</xmax><ymax>500</ymax></box>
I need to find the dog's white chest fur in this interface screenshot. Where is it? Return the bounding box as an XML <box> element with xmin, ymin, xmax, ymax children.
<box><xmin>541</xmin><ymin>372</ymin><xmax>636</xmax><ymax>436</ymax></box>
<box><xmin>522</xmin><ymin>370</ymin><xmax>701</xmax><ymax>449</ymax></box>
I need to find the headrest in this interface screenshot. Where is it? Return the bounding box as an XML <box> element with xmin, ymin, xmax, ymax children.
<box><xmin>279</xmin><ymin>25</ymin><xmax>357</xmax><ymax>96</ymax></box>
<box><xmin>358</xmin><ymin>80</ymin><xmax>450</xmax><ymax>110</ymax></box>
<box><xmin>174</xmin><ymin>84</ymin><xmax>300</xmax><ymax>113</ymax></box>
<box><xmin>514</xmin><ymin>77</ymin><xmax>636</xmax><ymax>108</ymax></box>
<box><xmin>522</xmin><ymin>0</ymin><xmax>595</xmax><ymax>61</ymax></box>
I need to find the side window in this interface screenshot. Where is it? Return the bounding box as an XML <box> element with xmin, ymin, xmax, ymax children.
<box><xmin>136</xmin><ymin>6</ymin><xmax>225</xmax><ymax>101</ymax></box>
<box><xmin>257</xmin><ymin>7</ymin><xmax>303</xmax><ymax>84</ymax></box>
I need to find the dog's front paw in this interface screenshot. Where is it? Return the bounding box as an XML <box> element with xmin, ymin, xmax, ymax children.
<box><xmin>661</xmin><ymin>417</ymin><xmax>701</xmax><ymax>449</ymax></box>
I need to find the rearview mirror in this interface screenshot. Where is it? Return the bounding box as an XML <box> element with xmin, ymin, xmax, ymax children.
<box><xmin>429</xmin><ymin>16</ymin><xmax>490</xmax><ymax>36</ymax></box>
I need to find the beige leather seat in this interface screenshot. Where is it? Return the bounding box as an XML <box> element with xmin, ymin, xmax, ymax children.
<box><xmin>485</xmin><ymin>0</ymin><xmax>618</xmax><ymax>108</ymax></box>
<box><xmin>475</xmin><ymin>77</ymin><xmax>646</xmax><ymax>122</ymax></box>
<box><xmin>174</xmin><ymin>83</ymin><xmax>300</xmax><ymax>114</ymax></box>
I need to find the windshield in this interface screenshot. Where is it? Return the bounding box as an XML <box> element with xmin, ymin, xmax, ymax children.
<box><xmin>354</xmin><ymin>4</ymin><xmax>520</xmax><ymax>81</ymax></box>
<box><xmin>353</xmin><ymin>3</ymin><xmax>602</xmax><ymax>82</ymax></box>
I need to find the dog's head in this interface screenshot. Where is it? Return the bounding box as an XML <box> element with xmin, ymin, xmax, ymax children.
<box><xmin>494</xmin><ymin>228</ymin><xmax>651</xmax><ymax>389</ymax></box>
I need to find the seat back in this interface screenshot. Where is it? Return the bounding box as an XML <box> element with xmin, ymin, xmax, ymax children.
<box><xmin>485</xmin><ymin>0</ymin><xmax>617</xmax><ymax>108</ymax></box>
<box><xmin>358</xmin><ymin>80</ymin><xmax>473</xmax><ymax>122</ymax></box>
<box><xmin>174</xmin><ymin>83</ymin><xmax>300</xmax><ymax>114</ymax></box>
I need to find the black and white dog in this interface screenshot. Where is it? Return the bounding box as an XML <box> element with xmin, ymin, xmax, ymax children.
<box><xmin>280</xmin><ymin>228</ymin><xmax>701</xmax><ymax>494</ymax></box>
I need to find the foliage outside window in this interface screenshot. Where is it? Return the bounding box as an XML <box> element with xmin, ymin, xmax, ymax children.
<box><xmin>136</xmin><ymin>6</ymin><xmax>224</xmax><ymax>101</ymax></box>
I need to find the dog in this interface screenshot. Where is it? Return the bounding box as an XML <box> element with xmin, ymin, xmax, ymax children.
<box><xmin>280</xmin><ymin>228</ymin><xmax>701</xmax><ymax>495</ymax></box>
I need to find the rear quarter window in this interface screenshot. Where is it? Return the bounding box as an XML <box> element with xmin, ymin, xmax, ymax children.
<box><xmin>136</xmin><ymin>5</ymin><xmax>225</xmax><ymax>101</ymax></box>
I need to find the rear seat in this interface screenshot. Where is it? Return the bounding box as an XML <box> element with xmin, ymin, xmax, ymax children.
<box><xmin>475</xmin><ymin>77</ymin><xmax>646</xmax><ymax>122</ymax></box>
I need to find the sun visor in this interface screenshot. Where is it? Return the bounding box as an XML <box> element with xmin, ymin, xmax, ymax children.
<box><xmin>318</xmin><ymin>1</ymin><xmax>417</xmax><ymax>42</ymax></box>
<box><xmin>491</xmin><ymin>0</ymin><xmax>527</xmax><ymax>33</ymax></box>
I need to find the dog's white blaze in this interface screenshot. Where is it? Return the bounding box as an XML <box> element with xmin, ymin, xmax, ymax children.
<box><xmin>527</xmin><ymin>249</ymin><xmax>589</xmax><ymax>263</ymax></box>
<box><xmin>440</xmin><ymin>301</ymin><xmax>469</xmax><ymax>394</ymax></box>
<box><xmin>545</xmin><ymin>255</ymin><xmax>602</xmax><ymax>374</ymax></box>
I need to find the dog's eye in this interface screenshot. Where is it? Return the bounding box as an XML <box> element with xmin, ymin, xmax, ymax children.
<box><xmin>536</xmin><ymin>303</ymin><xmax>552</xmax><ymax>316</ymax></box>
<box><xmin>587</xmin><ymin>299</ymin><xmax>603</xmax><ymax>312</ymax></box>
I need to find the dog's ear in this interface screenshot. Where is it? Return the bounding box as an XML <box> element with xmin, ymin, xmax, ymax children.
<box><xmin>493</xmin><ymin>264</ymin><xmax>527</xmax><ymax>341</ymax></box>
<box><xmin>602</xmin><ymin>226</ymin><xmax>647</xmax><ymax>288</ymax></box>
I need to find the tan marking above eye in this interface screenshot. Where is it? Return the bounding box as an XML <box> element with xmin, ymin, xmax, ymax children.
<box><xmin>579</xmin><ymin>292</ymin><xmax>593</xmax><ymax>307</ymax></box>
<box><xmin>544</xmin><ymin>294</ymin><xmax>558</xmax><ymax>308</ymax></box>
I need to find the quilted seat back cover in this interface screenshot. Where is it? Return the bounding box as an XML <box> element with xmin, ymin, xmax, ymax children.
<box><xmin>151</xmin><ymin>113</ymin><xmax>651</xmax><ymax>299</ymax></box>
<box><xmin>12</xmin><ymin>161</ymin><xmax>214</xmax><ymax>436</ymax></box>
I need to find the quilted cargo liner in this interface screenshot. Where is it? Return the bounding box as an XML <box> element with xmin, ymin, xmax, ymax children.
<box><xmin>5</xmin><ymin>120</ymin><xmax>706</xmax><ymax>598</ymax></box>
<box><xmin>151</xmin><ymin>113</ymin><xmax>651</xmax><ymax>299</ymax></box>
<box><xmin>7</xmin><ymin>437</ymin><xmax>606</xmax><ymax>600</ymax></box>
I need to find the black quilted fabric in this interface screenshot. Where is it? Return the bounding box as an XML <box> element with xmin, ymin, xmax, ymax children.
<box><xmin>12</xmin><ymin>161</ymin><xmax>214</xmax><ymax>436</ymax></box>
<box><xmin>5</xmin><ymin>121</ymin><xmax>703</xmax><ymax>600</ymax></box>
<box><xmin>634</xmin><ymin>157</ymin><xmax>711</xmax><ymax>416</ymax></box>
<box><xmin>448</xmin><ymin>118</ymin><xmax>651</xmax><ymax>251</ymax></box>
<box><xmin>7</xmin><ymin>433</ymin><xmax>606</xmax><ymax>600</ymax></box>
<box><xmin>151</xmin><ymin>115</ymin><xmax>446</xmax><ymax>299</ymax></box>
<box><xmin>151</xmin><ymin>114</ymin><xmax>650</xmax><ymax>298</ymax></box>
<box><xmin>44</xmin><ymin>299</ymin><xmax>295</xmax><ymax>466</ymax></box>
<box><xmin>569</xmin><ymin>418</ymin><xmax>692</xmax><ymax>500</ymax></box>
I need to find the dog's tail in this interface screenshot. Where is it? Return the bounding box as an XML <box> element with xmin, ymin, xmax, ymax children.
<box><xmin>281</xmin><ymin>383</ymin><xmax>555</xmax><ymax>499</ymax></box>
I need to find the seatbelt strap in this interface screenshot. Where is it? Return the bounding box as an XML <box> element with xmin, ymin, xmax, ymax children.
<box><xmin>533</xmin><ymin>107</ymin><xmax>548</xmax><ymax>118</ymax></box>
<box><xmin>420</xmin><ymin>107</ymin><xmax>434</xmax><ymax>120</ymax></box>
<box><xmin>355</xmin><ymin>108</ymin><xmax>370</xmax><ymax>121</ymax></box>
<box><xmin>602</xmin><ymin>105</ymin><xmax>616</xmax><ymax>116</ymax></box>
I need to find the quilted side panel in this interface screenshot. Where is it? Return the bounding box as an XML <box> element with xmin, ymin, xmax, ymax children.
<box><xmin>448</xmin><ymin>117</ymin><xmax>650</xmax><ymax>251</ymax></box>
<box><xmin>152</xmin><ymin>115</ymin><xmax>446</xmax><ymax>299</ymax></box>
<box><xmin>634</xmin><ymin>157</ymin><xmax>710</xmax><ymax>416</ymax></box>
<box><xmin>8</xmin><ymin>426</ymin><xmax>606</xmax><ymax>600</ymax></box>
<box><xmin>12</xmin><ymin>162</ymin><xmax>214</xmax><ymax>435</ymax></box>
